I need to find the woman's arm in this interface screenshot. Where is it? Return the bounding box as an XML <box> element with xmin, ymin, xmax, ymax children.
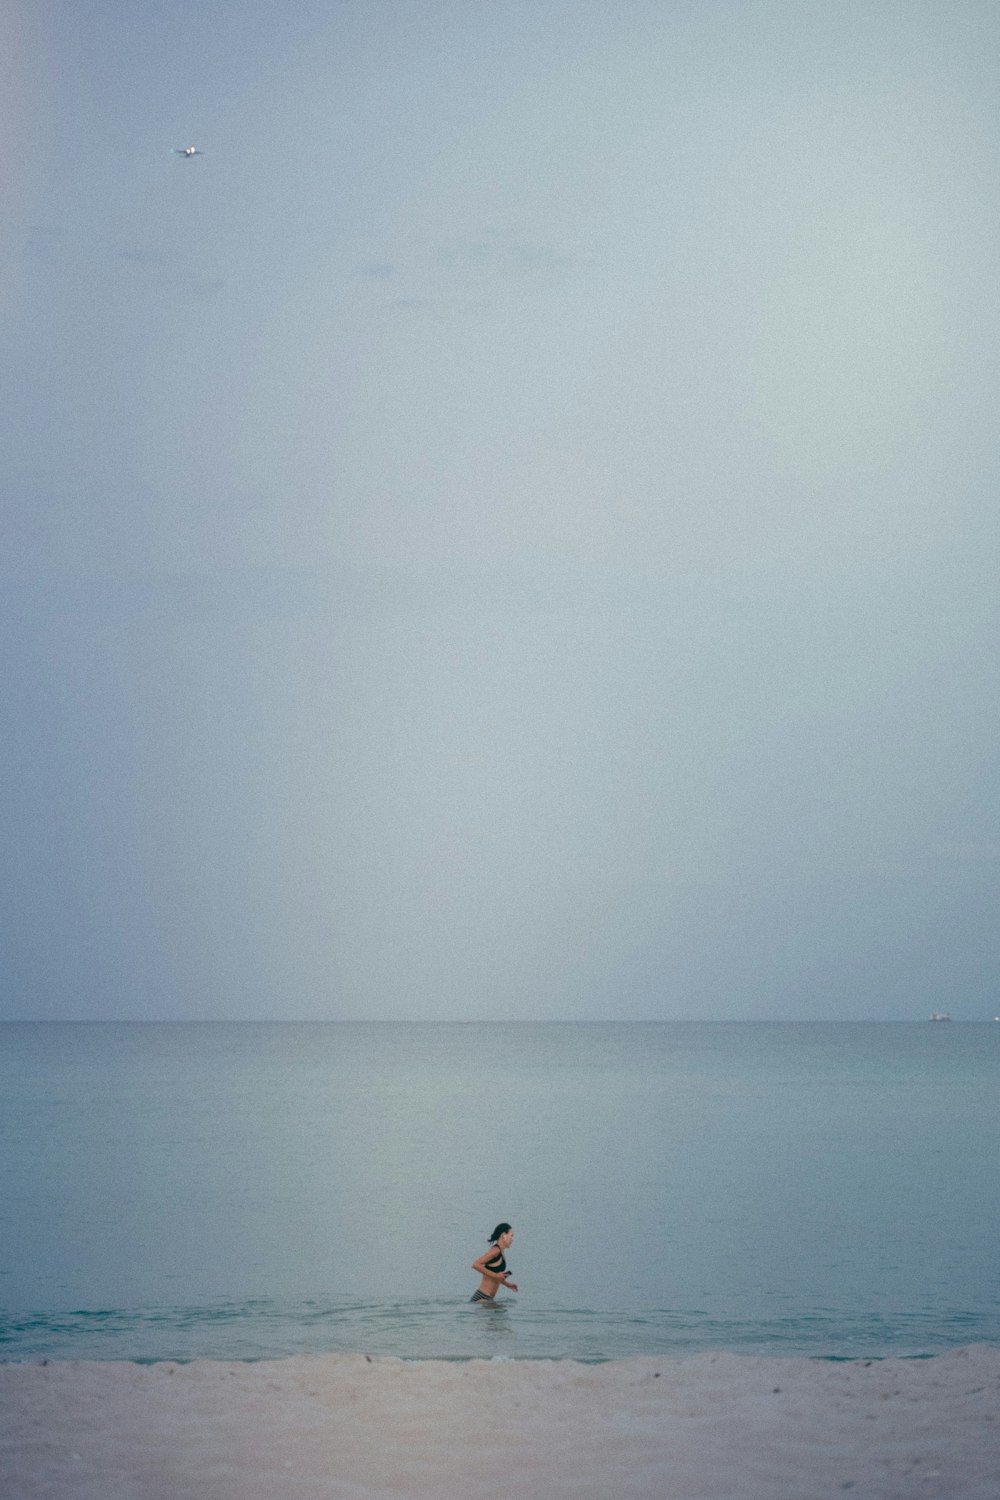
<box><xmin>472</xmin><ymin>1249</ymin><xmax>517</xmax><ymax>1291</ymax></box>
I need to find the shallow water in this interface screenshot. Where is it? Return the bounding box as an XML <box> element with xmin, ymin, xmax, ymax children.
<box><xmin>2</xmin><ymin>1021</ymin><xmax>998</xmax><ymax>1361</ymax></box>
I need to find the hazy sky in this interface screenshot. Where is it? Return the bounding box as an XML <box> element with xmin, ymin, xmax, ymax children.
<box><xmin>4</xmin><ymin>1</ymin><xmax>999</xmax><ymax>1020</ymax></box>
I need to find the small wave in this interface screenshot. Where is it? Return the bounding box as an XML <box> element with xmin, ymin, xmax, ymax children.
<box><xmin>3</xmin><ymin>1297</ymin><xmax>999</xmax><ymax>1365</ymax></box>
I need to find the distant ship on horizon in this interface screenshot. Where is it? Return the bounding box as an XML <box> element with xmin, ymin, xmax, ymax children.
<box><xmin>928</xmin><ymin>1012</ymin><xmax>952</xmax><ymax>1022</ymax></box>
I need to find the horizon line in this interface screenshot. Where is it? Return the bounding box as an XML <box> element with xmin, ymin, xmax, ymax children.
<box><xmin>0</xmin><ymin>1016</ymin><xmax>992</xmax><ymax>1026</ymax></box>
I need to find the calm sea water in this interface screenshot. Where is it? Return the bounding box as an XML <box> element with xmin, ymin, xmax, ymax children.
<box><xmin>1</xmin><ymin>1022</ymin><xmax>998</xmax><ymax>1363</ymax></box>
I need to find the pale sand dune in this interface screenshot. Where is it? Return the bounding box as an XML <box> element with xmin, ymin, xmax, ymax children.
<box><xmin>2</xmin><ymin>1347</ymin><xmax>998</xmax><ymax>1499</ymax></box>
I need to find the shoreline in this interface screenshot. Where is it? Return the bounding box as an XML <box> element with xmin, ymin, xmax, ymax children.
<box><xmin>3</xmin><ymin>1347</ymin><xmax>999</xmax><ymax>1498</ymax></box>
<box><xmin>1</xmin><ymin>1344</ymin><xmax>988</xmax><ymax>1367</ymax></box>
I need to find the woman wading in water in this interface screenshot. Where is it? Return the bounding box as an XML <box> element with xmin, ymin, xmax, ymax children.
<box><xmin>471</xmin><ymin>1223</ymin><xmax>518</xmax><ymax>1303</ymax></box>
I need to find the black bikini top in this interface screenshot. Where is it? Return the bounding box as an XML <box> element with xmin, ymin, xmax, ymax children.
<box><xmin>483</xmin><ymin>1247</ymin><xmax>506</xmax><ymax>1274</ymax></box>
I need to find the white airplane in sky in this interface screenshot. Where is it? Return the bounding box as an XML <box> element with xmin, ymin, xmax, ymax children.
<box><xmin>173</xmin><ymin>145</ymin><xmax>203</xmax><ymax>157</ymax></box>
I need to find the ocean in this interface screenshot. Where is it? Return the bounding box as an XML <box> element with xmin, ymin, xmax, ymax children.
<box><xmin>1</xmin><ymin>1021</ymin><xmax>997</xmax><ymax>1363</ymax></box>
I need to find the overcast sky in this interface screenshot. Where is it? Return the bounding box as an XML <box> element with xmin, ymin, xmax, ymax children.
<box><xmin>3</xmin><ymin>0</ymin><xmax>998</xmax><ymax>1020</ymax></box>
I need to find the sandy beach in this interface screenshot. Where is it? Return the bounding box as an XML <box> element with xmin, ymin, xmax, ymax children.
<box><xmin>2</xmin><ymin>1346</ymin><xmax>998</xmax><ymax>1499</ymax></box>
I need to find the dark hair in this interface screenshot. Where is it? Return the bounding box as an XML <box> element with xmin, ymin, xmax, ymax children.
<box><xmin>489</xmin><ymin>1222</ymin><xmax>512</xmax><ymax>1242</ymax></box>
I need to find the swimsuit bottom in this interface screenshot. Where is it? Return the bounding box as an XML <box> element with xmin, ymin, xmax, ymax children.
<box><xmin>470</xmin><ymin>1289</ymin><xmax>495</xmax><ymax>1303</ymax></box>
